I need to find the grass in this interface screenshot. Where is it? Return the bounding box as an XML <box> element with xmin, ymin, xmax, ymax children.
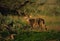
<box><xmin>14</xmin><ymin>31</ymin><xmax>60</xmax><ymax>41</ymax></box>
<box><xmin>0</xmin><ymin>10</ymin><xmax>60</xmax><ymax>41</ymax></box>
<box><xmin>0</xmin><ymin>0</ymin><xmax>60</xmax><ymax>41</ymax></box>
<box><xmin>1</xmin><ymin>14</ymin><xmax>60</xmax><ymax>31</ymax></box>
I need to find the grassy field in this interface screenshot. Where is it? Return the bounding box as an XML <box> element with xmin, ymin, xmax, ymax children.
<box><xmin>0</xmin><ymin>14</ymin><xmax>60</xmax><ymax>41</ymax></box>
<box><xmin>5</xmin><ymin>14</ymin><xmax>60</xmax><ymax>31</ymax></box>
<box><xmin>14</xmin><ymin>31</ymin><xmax>60</xmax><ymax>41</ymax></box>
<box><xmin>0</xmin><ymin>11</ymin><xmax>60</xmax><ymax>41</ymax></box>
<box><xmin>0</xmin><ymin>0</ymin><xmax>60</xmax><ymax>41</ymax></box>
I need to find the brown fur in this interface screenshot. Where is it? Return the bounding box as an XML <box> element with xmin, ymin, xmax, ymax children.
<box><xmin>26</xmin><ymin>16</ymin><xmax>47</xmax><ymax>31</ymax></box>
<box><xmin>29</xmin><ymin>18</ymin><xmax>36</xmax><ymax>28</ymax></box>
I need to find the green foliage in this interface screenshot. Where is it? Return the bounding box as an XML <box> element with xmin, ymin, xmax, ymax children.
<box><xmin>14</xmin><ymin>31</ymin><xmax>60</xmax><ymax>41</ymax></box>
<box><xmin>0</xmin><ymin>16</ymin><xmax>60</xmax><ymax>41</ymax></box>
<box><xmin>0</xmin><ymin>30</ymin><xmax>10</xmax><ymax>38</ymax></box>
<box><xmin>0</xmin><ymin>0</ymin><xmax>60</xmax><ymax>41</ymax></box>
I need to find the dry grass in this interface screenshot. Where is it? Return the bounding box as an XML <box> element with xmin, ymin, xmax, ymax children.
<box><xmin>6</xmin><ymin>14</ymin><xmax>60</xmax><ymax>31</ymax></box>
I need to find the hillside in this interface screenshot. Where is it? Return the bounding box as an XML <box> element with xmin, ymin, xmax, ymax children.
<box><xmin>0</xmin><ymin>0</ymin><xmax>60</xmax><ymax>41</ymax></box>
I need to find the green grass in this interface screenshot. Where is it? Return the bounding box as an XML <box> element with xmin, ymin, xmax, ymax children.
<box><xmin>0</xmin><ymin>13</ymin><xmax>60</xmax><ymax>41</ymax></box>
<box><xmin>14</xmin><ymin>31</ymin><xmax>60</xmax><ymax>41</ymax></box>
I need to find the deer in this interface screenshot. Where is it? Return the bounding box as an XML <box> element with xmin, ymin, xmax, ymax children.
<box><xmin>25</xmin><ymin>15</ymin><xmax>47</xmax><ymax>31</ymax></box>
<box><xmin>37</xmin><ymin>18</ymin><xmax>47</xmax><ymax>31</ymax></box>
